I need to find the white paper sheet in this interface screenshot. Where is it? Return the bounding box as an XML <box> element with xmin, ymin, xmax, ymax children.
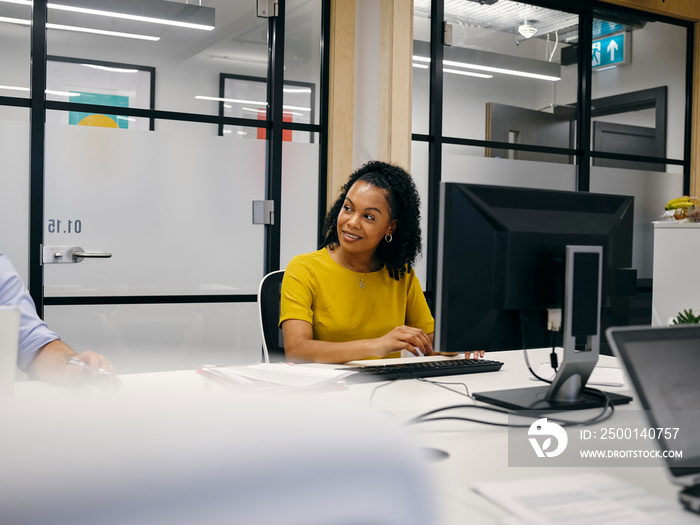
<box><xmin>473</xmin><ymin>473</ymin><xmax>695</xmax><ymax>525</ymax></box>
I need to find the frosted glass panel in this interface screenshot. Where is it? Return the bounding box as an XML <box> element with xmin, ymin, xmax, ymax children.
<box><xmin>0</xmin><ymin>118</ymin><xmax>30</xmax><ymax>283</ymax></box>
<box><xmin>280</xmin><ymin>141</ymin><xmax>320</xmax><ymax>268</ymax></box>
<box><xmin>44</xmin><ymin>120</ymin><xmax>266</xmax><ymax>296</ymax></box>
<box><xmin>442</xmin><ymin>146</ymin><xmax>576</xmax><ymax>191</ymax></box>
<box><xmin>590</xmin><ymin>166</ymin><xmax>683</xmax><ymax>280</ymax></box>
<box><xmin>45</xmin><ymin>303</ymin><xmax>261</xmax><ymax>374</ymax></box>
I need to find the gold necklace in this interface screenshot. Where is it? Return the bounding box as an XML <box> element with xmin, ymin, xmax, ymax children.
<box><xmin>338</xmin><ymin>248</ymin><xmax>371</xmax><ymax>289</ymax></box>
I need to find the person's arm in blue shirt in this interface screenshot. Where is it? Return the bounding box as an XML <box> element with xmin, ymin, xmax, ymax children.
<box><xmin>0</xmin><ymin>252</ymin><xmax>117</xmax><ymax>386</ymax></box>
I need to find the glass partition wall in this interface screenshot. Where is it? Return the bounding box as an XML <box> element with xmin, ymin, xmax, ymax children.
<box><xmin>1</xmin><ymin>0</ymin><xmax>329</xmax><ymax>373</ymax></box>
<box><xmin>413</xmin><ymin>0</ymin><xmax>692</xmax><ymax>331</ymax></box>
<box><xmin>0</xmin><ymin>5</ymin><xmax>30</xmax><ymax>284</ymax></box>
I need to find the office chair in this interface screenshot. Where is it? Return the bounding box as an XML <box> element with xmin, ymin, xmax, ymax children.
<box><xmin>257</xmin><ymin>270</ymin><xmax>286</xmax><ymax>363</ymax></box>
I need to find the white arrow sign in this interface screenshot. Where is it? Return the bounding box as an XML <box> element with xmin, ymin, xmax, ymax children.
<box><xmin>607</xmin><ymin>39</ymin><xmax>619</xmax><ymax>62</ymax></box>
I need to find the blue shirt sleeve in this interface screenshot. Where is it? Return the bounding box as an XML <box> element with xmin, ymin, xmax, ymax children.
<box><xmin>0</xmin><ymin>252</ymin><xmax>59</xmax><ymax>372</ymax></box>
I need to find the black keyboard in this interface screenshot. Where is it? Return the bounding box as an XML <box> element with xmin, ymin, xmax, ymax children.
<box><xmin>341</xmin><ymin>358</ymin><xmax>503</xmax><ymax>382</ymax></box>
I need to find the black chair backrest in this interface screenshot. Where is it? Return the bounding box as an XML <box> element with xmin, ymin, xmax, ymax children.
<box><xmin>258</xmin><ymin>270</ymin><xmax>286</xmax><ymax>363</ymax></box>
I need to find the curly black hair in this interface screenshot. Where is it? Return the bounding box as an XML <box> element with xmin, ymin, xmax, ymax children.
<box><xmin>322</xmin><ymin>160</ymin><xmax>422</xmax><ymax>281</ymax></box>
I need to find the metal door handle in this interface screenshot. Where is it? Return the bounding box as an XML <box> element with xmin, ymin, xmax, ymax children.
<box><xmin>72</xmin><ymin>252</ymin><xmax>112</xmax><ymax>259</ymax></box>
<box><xmin>43</xmin><ymin>246</ymin><xmax>112</xmax><ymax>264</ymax></box>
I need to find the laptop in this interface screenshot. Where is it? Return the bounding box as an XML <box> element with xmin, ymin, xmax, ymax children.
<box><xmin>606</xmin><ymin>324</ymin><xmax>700</xmax><ymax>514</ymax></box>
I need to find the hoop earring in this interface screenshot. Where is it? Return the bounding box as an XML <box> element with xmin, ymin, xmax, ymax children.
<box><xmin>384</xmin><ymin>234</ymin><xmax>393</xmax><ymax>243</ymax></box>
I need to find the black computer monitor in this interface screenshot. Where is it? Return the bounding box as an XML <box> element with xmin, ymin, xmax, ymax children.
<box><xmin>434</xmin><ymin>182</ymin><xmax>636</xmax><ymax>411</ymax></box>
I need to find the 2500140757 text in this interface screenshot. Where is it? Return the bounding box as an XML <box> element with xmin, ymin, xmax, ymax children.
<box><xmin>580</xmin><ymin>428</ymin><xmax>679</xmax><ymax>440</ymax></box>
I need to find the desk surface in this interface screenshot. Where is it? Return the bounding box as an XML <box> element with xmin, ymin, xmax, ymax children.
<box><xmin>9</xmin><ymin>349</ymin><xmax>681</xmax><ymax>524</ymax></box>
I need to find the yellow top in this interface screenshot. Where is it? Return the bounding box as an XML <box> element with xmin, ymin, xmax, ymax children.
<box><xmin>280</xmin><ymin>248</ymin><xmax>434</xmax><ymax>359</ymax></box>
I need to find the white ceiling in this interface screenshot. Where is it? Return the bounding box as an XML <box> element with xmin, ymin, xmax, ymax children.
<box><xmin>413</xmin><ymin>0</ymin><xmax>648</xmax><ymax>43</ymax></box>
<box><xmin>0</xmin><ymin>0</ymin><xmax>316</xmax><ymax>71</ymax></box>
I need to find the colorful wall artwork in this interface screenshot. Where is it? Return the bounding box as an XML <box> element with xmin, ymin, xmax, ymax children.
<box><xmin>68</xmin><ymin>92</ymin><xmax>130</xmax><ymax>129</ymax></box>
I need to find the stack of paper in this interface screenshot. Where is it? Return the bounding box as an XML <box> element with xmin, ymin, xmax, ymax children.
<box><xmin>198</xmin><ymin>363</ymin><xmax>352</xmax><ymax>389</ymax></box>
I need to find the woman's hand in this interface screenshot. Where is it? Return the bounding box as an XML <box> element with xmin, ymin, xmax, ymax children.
<box><xmin>372</xmin><ymin>326</ymin><xmax>434</xmax><ymax>358</ymax></box>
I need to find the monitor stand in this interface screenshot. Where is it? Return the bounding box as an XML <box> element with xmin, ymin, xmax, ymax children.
<box><xmin>474</xmin><ymin>246</ymin><xmax>633</xmax><ymax>412</ymax></box>
<box><xmin>472</xmin><ymin>385</ymin><xmax>632</xmax><ymax>412</ymax></box>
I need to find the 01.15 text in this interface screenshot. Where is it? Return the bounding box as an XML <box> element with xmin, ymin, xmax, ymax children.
<box><xmin>47</xmin><ymin>219</ymin><xmax>82</xmax><ymax>234</ymax></box>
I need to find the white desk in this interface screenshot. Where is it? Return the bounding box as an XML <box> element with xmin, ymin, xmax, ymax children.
<box><xmin>6</xmin><ymin>349</ymin><xmax>681</xmax><ymax>524</ymax></box>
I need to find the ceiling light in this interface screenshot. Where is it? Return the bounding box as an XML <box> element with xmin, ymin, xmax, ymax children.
<box><xmin>413</xmin><ymin>41</ymin><xmax>561</xmax><ymax>82</ymax></box>
<box><xmin>48</xmin><ymin>2</ymin><xmax>214</xmax><ymax>31</ymax></box>
<box><xmin>0</xmin><ymin>15</ymin><xmax>160</xmax><ymax>40</ymax></box>
<box><xmin>444</xmin><ymin>59</ymin><xmax>559</xmax><ymax>81</ymax></box>
<box><xmin>197</xmin><ymin>96</ymin><xmax>311</xmax><ymax>113</ymax></box>
<box><xmin>196</xmin><ymin>95</ymin><xmax>268</xmax><ymax>106</ymax></box>
<box><xmin>412</xmin><ymin>54</ymin><xmax>560</xmax><ymax>82</ymax></box>
<box><xmin>83</xmin><ymin>64</ymin><xmax>140</xmax><ymax>73</ymax></box>
<box><xmin>444</xmin><ymin>68</ymin><xmax>493</xmax><ymax>79</ymax></box>
<box><xmin>46</xmin><ymin>89</ymin><xmax>82</xmax><ymax>97</ymax></box>
<box><xmin>48</xmin><ymin>22</ymin><xmax>160</xmax><ymax>40</ymax></box>
<box><xmin>518</xmin><ymin>23</ymin><xmax>538</xmax><ymax>39</ymax></box>
<box><xmin>0</xmin><ymin>85</ymin><xmax>81</xmax><ymax>97</ymax></box>
<box><xmin>0</xmin><ymin>0</ymin><xmax>215</xmax><ymax>31</ymax></box>
<box><xmin>282</xmin><ymin>105</ymin><xmax>311</xmax><ymax>112</ymax></box>
<box><xmin>0</xmin><ymin>85</ymin><xmax>29</xmax><ymax>92</ymax></box>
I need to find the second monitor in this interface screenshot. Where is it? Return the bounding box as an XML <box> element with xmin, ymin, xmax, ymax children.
<box><xmin>434</xmin><ymin>182</ymin><xmax>636</xmax><ymax>410</ymax></box>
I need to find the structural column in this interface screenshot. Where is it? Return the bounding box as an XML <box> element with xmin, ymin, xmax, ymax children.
<box><xmin>327</xmin><ymin>0</ymin><xmax>356</xmax><ymax>204</ymax></box>
<box><xmin>378</xmin><ymin>0</ymin><xmax>414</xmax><ymax>171</ymax></box>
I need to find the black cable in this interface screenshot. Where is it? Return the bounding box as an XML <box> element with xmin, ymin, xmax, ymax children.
<box><xmin>399</xmin><ymin>311</ymin><xmax>616</xmax><ymax>429</ymax></box>
<box><xmin>549</xmin><ymin>329</ymin><xmax>559</xmax><ymax>372</ymax></box>
<box><xmin>406</xmin><ymin>375</ymin><xmax>616</xmax><ymax>428</ymax></box>
<box><xmin>520</xmin><ymin>311</ymin><xmax>551</xmax><ymax>383</ymax></box>
<box><xmin>409</xmin><ymin>415</ymin><xmax>533</xmax><ymax>428</ymax></box>
<box><xmin>368</xmin><ymin>378</ymin><xmax>397</xmax><ymax>408</ymax></box>
<box><xmin>517</xmin><ymin>310</ymin><xmax>613</xmax><ymax>425</ymax></box>
<box><xmin>405</xmin><ymin>401</ymin><xmax>615</xmax><ymax>428</ymax></box>
<box><xmin>416</xmin><ymin>376</ymin><xmax>471</xmax><ymax>398</ymax></box>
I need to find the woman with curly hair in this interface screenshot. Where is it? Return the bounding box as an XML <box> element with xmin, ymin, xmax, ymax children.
<box><xmin>280</xmin><ymin>160</ymin><xmax>444</xmax><ymax>363</ymax></box>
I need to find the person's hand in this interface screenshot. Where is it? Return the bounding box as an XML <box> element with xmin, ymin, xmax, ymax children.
<box><xmin>372</xmin><ymin>326</ymin><xmax>434</xmax><ymax>358</ymax></box>
<box><xmin>65</xmin><ymin>351</ymin><xmax>121</xmax><ymax>393</ymax></box>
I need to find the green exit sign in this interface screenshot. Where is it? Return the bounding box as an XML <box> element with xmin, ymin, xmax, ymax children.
<box><xmin>593</xmin><ymin>33</ymin><xmax>629</xmax><ymax>69</ymax></box>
